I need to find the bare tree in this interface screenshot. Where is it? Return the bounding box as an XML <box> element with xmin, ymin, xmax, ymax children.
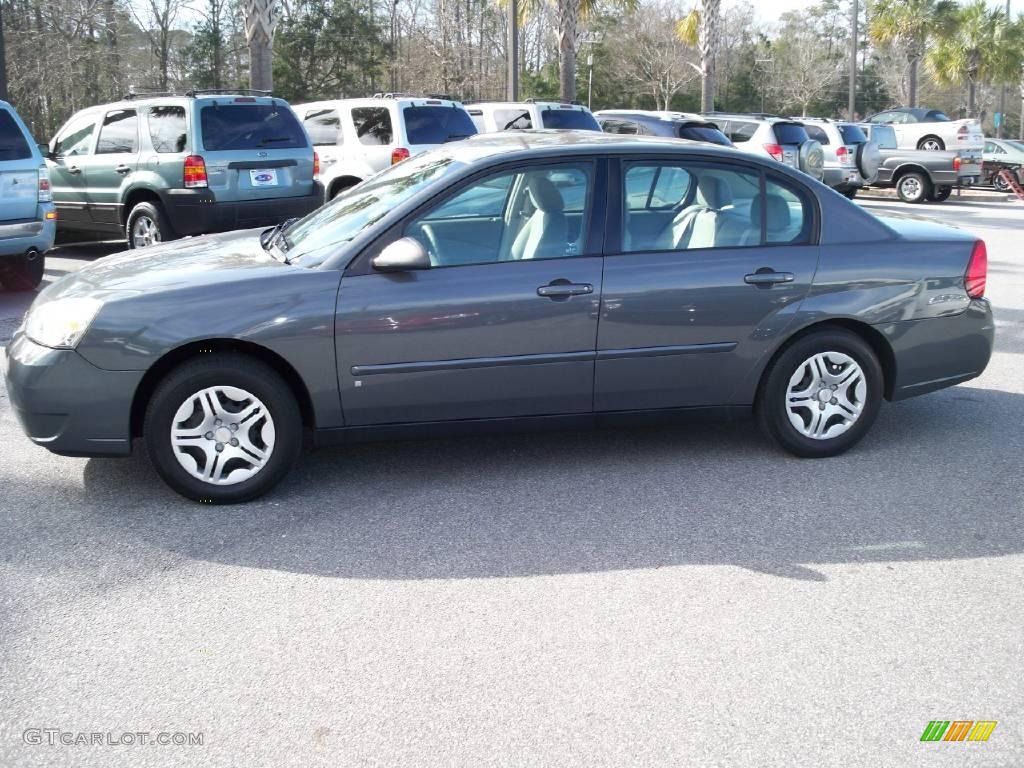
<box><xmin>618</xmin><ymin>1</ymin><xmax>698</xmax><ymax>110</ymax></box>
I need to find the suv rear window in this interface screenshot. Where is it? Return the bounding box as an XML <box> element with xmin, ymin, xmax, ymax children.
<box><xmin>0</xmin><ymin>110</ymin><xmax>32</xmax><ymax>161</ymax></box>
<box><xmin>540</xmin><ymin>109</ymin><xmax>600</xmax><ymax>130</ymax></box>
<box><xmin>677</xmin><ymin>124</ymin><xmax>731</xmax><ymax>145</ymax></box>
<box><xmin>838</xmin><ymin>124</ymin><xmax>867</xmax><ymax>144</ymax></box>
<box><xmin>772</xmin><ymin>123</ymin><xmax>809</xmax><ymax>146</ymax></box>
<box><xmin>199</xmin><ymin>104</ymin><xmax>307</xmax><ymax>151</ymax></box>
<box><xmin>402</xmin><ymin>106</ymin><xmax>477</xmax><ymax>145</ymax></box>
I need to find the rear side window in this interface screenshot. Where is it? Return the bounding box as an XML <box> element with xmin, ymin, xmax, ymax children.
<box><xmin>494</xmin><ymin>109</ymin><xmax>532</xmax><ymax>130</ymax></box>
<box><xmin>54</xmin><ymin>116</ymin><xmax>97</xmax><ymax>156</ymax></box>
<box><xmin>803</xmin><ymin>125</ymin><xmax>829</xmax><ymax>145</ymax></box>
<box><xmin>625</xmin><ymin>164</ymin><xmax>692</xmax><ymax>210</ymax></box>
<box><xmin>677</xmin><ymin>124</ymin><xmax>731</xmax><ymax>145</ymax></box>
<box><xmin>402</xmin><ymin>106</ymin><xmax>477</xmax><ymax>145</ymax></box>
<box><xmin>838</xmin><ymin>124</ymin><xmax>867</xmax><ymax>145</ymax></box>
<box><xmin>304</xmin><ymin>109</ymin><xmax>342</xmax><ymax>146</ymax></box>
<box><xmin>764</xmin><ymin>177</ymin><xmax>812</xmax><ymax>245</ymax></box>
<box><xmin>96</xmin><ymin>109</ymin><xmax>139</xmax><ymax>154</ymax></box>
<box><xmin>725</xmin><ymin>120</ymin><xmax>757</xmax><ymax>143</ymax></box>
<box><xmin>772</xmin><ymin>123</ymin><xmax>809</xmax><ymax>146</ymax></box>
<box><xmin>199</xmin><ymin>104</ymin><xmax>307</xmax><ymax>151</ymax></box>
<box><xmin>0</xmin><ymin>110</ymin><xmax>32</xmax><ymax>161</ymax></box>
<box><xmin>148</xmin><ymin>106</ymin><xmax>187</xmax><ymax>153</ymax></box>
<box><xmin>602</xmin><ymin>119</ymin><xmax>641</xmax><ymax>135</ymax></box>
<box><xmin>926</xmin><ymin>111</ymin><xmax>950</xmax><ymax>122</ymax></box>
<box><xmin>540</xmin><ymin>109</ymin><xmax>600</xmax><ymax>130</ymax></box>
<box><xmin>351</xmin><ymin>107</ymin><xmax>393</xmax><ymax>145</ymax></box>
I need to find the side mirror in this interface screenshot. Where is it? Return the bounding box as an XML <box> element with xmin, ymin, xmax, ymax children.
<box><xmin>372</xmin><ymin>237</ymin><xmax>431</xmax><ymax>272</ymax></box>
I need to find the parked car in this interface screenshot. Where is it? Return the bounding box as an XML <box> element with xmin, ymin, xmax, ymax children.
<box><xmin>0</xmin><ymin>100</ymin><xmax>56</xmax><ymax>290</ymax></box>
<box><xmin>45</xmin><ymin>90</ymin><xmax>323</xmax><ymax>248</ymax></box>
<box><xmin>865</xmin><ymin>107</ymin><xmax>984</xmax><ymax>152</ymax></box>
<box><xmin>6</xmin><ymin>132</ymin><xmax>993</xmax><ymax>502</ymax></box>
<box><xmin>295</xmin><ymin>94</ymin><xmax>478</xmax><ymax>201</ymax></box>
<box><xmin>466</xmin><ymin>101</ymin><xmax>601</xmax><ymax>132</ymax></box>
<box><xmin>982</xmin><ymin>138</ymin><xmax>1024</xmax><ymax>192</ymax></box>
<box><xmin>596</xmin><ymin>110</ymin><xmax>733</xmax><ymax>146</ymax></box>
<box><xmin>859</xmin><ymin>123</ymin><xmax>982</xmax><ymax>203</ymax></box>
<box><xmin>797</xmin><ymin>118</ymin><xmax>879</xmax><ymax>197</ymax></box>
<box><xmin>702</xmin><ymin>113</ymin><xmax>824</xmax><ymax>181</ymax></box>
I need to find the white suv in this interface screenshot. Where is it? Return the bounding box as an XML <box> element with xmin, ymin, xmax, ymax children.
<box><xmin>294</xmin><ymin>95</ymin><xmax>478</xmax><ymax>200</ymax></box>
<box><xmin>799</xmin><ymin>118</ymin><xmax>880</xmax><ymax>197</ymax></box>
<box><xmin>466</xmin><ymin>101</ymin><xmax>601</xmax><ymax>133</ymax></box>
<box><xmin>706</xmin><ymin>113</ymin><xmax>825</xmax><ymax>181</ymax></box>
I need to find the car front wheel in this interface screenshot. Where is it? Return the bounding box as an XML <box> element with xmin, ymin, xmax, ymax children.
<box><xmin>144</xmin><ymin>354</ymin><xmax>302</xmax><ymax>502</ymax></box>
<box><xmin>897</xmin><ymin>172</ymin><xmax>931</xmax><ymax>203</ymax></box>
<box><xmin>757</xmin><ymin>329</ymin><xmax>883</xmax><ymax>458</ymax></box>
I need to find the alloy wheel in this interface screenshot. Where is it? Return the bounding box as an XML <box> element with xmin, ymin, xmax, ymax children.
<box><xmin>131</xmin><ymin>215</ymin><xmax>161</xmax><ymax>247</ymax></box>
<box><xmin>900</xmin><ymin>176</ymin><xmax>922</xmax><ymax>200</ymax></box>
<box><xmin>919</xmin><ymin>139</ymin><xmax>943</xmax><ymax>151</ymax></box>
<box><xmin>785</xmin><ymin>351</ymin><xmax>866</xmax><ymax>440</ymax></box>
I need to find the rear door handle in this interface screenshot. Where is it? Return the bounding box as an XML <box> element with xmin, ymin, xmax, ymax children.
<box><xmin>115</xmin><ymin>164</ymin><xmax>132</xmax><ymax>175</ymax></box>
<box><xmin>67</xmin><ymin>165</ymin><xmax>81</xmax><ymax>175</ymax></box>
<box><xmin>537</xmin><ymin>282</ymin><xmax>594</xmax><ymax>299</ymax></box>
<box><xmin>744</xmin><ymin>270</ymin><xmax>795</xmax><ymax>286</ymax></box>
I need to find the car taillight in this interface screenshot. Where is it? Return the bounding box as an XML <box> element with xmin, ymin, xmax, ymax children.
<box><xmin>391</xmin><ymin>147</ymin><xmax>410</xmax><ymax>165</ymax></box>
<box><xmin>313</xmin><ymin>151</ymin><xmax>320</xmax><ymax>180</ymax></box>
<box><xmin>183</xmin><ymin>155</ymin><xmax>208</xmax><ymax>188</ymax></box>
<box><xmin>763</xmin><ymin>143</ymin><xmax>784</xmax><ymax>162</ymax></box>
<box><xmin>957</xmin><ymin>124</ymin><xmax>968</xmax><ymax>137</ymax></box>
<box><xmin>836</xmin><ymin>146</ymin><xmax>853</xmax><ymax>166</ymax></box>
<box><xmin>965</xmin><ymin>240</ymin><xmax>987</xmax><ymax>299</ymax></box>
<box><xmin>37</xmin><ymin>165</ymin><xmax>52</xmax><ymax>202</ymax></box>
<box><xmin>953</xmin><ymin>156</ymin><xmax>961</xmax><ymax>171</ymax></box>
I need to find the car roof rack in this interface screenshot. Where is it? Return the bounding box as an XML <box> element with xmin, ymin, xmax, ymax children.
<box><xmin>123</xmin><ymin>90</ymin><xmax>180</xmax><ymax>100</ymax></box>
<box><xmin>123</xmin><ymin>88</ymin><xmax>274</xmax><ymax>100</ymax></box>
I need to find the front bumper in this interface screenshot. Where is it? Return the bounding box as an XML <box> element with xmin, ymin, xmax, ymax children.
<box><xmin>161</xmin><ymin>184</ymin><xmax>324</xmax><ymax>237</ymax></box>
<box><xmin>3</xmin><ymin>334</ymin><xmax>143</xmax><ymax>457</ymax></box>
<box><xmin>0</xmin><ymin>204</ymin><xmax>57</xmax><ymax>257</ymax></box>
<box><xmin>877</xmin><ymin>299</ymin><xmax>995</xmax><ymax>401</ymax></box>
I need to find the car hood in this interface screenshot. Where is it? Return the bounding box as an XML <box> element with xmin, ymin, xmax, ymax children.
<box><xmin>37</xmin><ymin>228</ymin><xmax>289</xmax><ymax>305</ymax></box>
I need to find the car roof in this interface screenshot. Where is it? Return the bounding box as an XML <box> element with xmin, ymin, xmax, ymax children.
<box><xmin>296</xmin><ymin>96</ymin><xmax>466</xmax><ymax>109</ymax></box>
<box><xmin>596</xmin><ymin>110</ymin><xmax>715</xmax><ymax>125</ymax></box>
<box><xmin>470</xmin><ymin>101</ymin><xmax>590</xmax><ymax>111</ymax></box>
<box><xmin>75</xmin><ymin>93</ymin><xmax>290</xmax><ymax>111</ymax></box>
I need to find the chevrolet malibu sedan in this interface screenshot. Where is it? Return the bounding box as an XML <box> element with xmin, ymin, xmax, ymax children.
<box><xmin>5</xmin><ymin>132</ymin><xmax>994</xmax><ymax>502</ymax></box>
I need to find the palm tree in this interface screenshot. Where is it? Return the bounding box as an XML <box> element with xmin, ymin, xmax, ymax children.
<box><xmin>868</xmin><ymin>0</ymin><xmax>956</xmax><ymax>107</ymax></box>
<box><xmin>675</xmin><ymin>0</ymin><xmax>720</xmax><ymax>112</ymax></box>
<box><xmin>926</xmin><ymin>1</ymin><xmax>1010</xmax><ymax>118</ymax></box>
<box><xmin>245</xmin><ymin>0</ymin><xmax>277</xmax><ymax>90</ymax></box>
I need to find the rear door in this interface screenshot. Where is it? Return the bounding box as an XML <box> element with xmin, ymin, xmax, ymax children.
<box><xmin>597</xmin><ymin>157</ymin><xmax>819</xmax><ymax>411</ymax></box>
<box><xmin>197</xmin><ymin>99</ymin><xmax>314</xmax><ymax>201</ymax></box>
<box><xmin>0</xmin><ymin>108</ymin><xmax>39</xmax><ymax>224</ymax></box>
<box><xmin>47</xmin><ymin>113</ymin><xmax>98</xmax><ymax>228</ymax></box>
<box><xmin>84</xmin><ymin>107</ymin><xmax>140</xmax><ymax>229</ymax></box>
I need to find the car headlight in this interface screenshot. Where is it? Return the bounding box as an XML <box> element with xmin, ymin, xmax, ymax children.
<box><xmin>25</xmin><ymin>297</ymin><xmax>103</xmax><ymax>349</ymax></box>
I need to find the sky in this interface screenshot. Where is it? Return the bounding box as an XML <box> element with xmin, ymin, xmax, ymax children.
<box><xmin>750</xmin><ymin>0</ymin><xmax>1014</xmax><ymax>20</ymax></box>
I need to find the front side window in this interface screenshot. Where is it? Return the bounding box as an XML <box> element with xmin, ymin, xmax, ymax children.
<box><xmin>54</xmin><ymin>116</ymin><xmax>98</xmax><ymax>157</ymax></box>
<box><xmin>405</xmin><ymin>163</ymin><xmax>593</xmax><ymax>267</ymax></box>
<box><xmin>351</xmin><ymin>107</ymin><xmax>393</xmax><ymax>145</ymax></box>
<box><xmin>148</xmin><ymin>106</ymin><xmax>187</xmax><ymax>153</ymax></box>
<box><xmin>304</xmin><ymin>109</ymin><xmax>342</xmax><ymax>146</ymax></box>
<box><xmin>95</xmin><ymin>110</ymin><xmax>140</xmax><ymax>154</ymax></box>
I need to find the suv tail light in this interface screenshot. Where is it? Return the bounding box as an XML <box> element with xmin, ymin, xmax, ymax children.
<box><xmin>952</xmin><ymin>156</ymin><xmax>961</xmax><ymax>171</ymax></box>
<box><xmin>965</xmin><ymin>240</ymin><xmax>987</xmax><ymax>299</ymax></box>
<box><xmin>313</xmin><ymin>151</ymin><xmax>320</xmax><ymax>180</ymax></box>
<box><xmin>37</xmin><ymin>165</ymin><xmax>52</xmax><ymax>202</ymax></box>
<box><xmin>763</xmin><ymin>143</ymin><xmax>784</xmax><ymax>162</ymax></box>
<box><xmin>183</xmin><ymin>155</ymin><xmax>208</xmax><ymax>189</ymax></box>
<box><xmin>836</xmin><ymin>146</ymin><xmax>852</xmax><ymax>166</ymax></box>
<box><xmin>391</xmin><ymin>147</ymin><xmax>410</xmax><ymax>165</ymax></box>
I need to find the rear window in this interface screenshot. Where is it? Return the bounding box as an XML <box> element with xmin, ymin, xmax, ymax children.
<box><xmin>352</xmin><ymin>107</ymin><xmax>393</xmax><ymax>145</ymax></box>
<box><xmin>838</xmin><ymin>124</ymin><xmax>867</xmax><ymax>145</ymax></box>
<box><xmin>0</xmin><ymin>110</ymin><xmax>32</xmax><ymax>161</ymax></box>
<box><xmin>677</xmin><ymin>124</ymin><xmax>731</xmax><ymax>145</ymax></box>
<box><xmin>199</xmin><ymin>104</ymin><xmax>307</xmax><ymax>151</ymax></box>
<box><xmin>772</xmin><ymin>123</ymin><xmax>809</xmax><ymax>146</ymax></box>
<box><xmin>540</xmin><ymin>108</ymin><xmax>600</xmax><ymax>131</ymax></box>
<box><xmin>402</xmin><ymin>106</ymin><xmax>477</xmax><ymax>145</ymax></box>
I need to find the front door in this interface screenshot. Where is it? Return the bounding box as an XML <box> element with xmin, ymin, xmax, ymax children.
<box><xmin>47</xmin><ymin>113</ymin><xmax>98</xmax><ymax>230</ymax></box>
<box><xmin>336</xmin><ymin>160</ymin><xmax>604</xmax><ymax>426</ymax></box>
<box><xmin>596</xmin><ymin>157</ymin><xmax>819</xmax><ymax>411</ymax></box>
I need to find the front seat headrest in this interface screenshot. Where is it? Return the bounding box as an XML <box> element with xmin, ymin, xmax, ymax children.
<box><xmin>697</xmin><ymin>175</ymin><xmax>731</xmax><ymax>209</ymax></box>
<box><xmin>751</xmin><ymin>193</ymin><xmax>791</xmax><ymax>230</ymax></box>
<box><xmin>527</xmin><ymin>176</ymin><xmax>565</xmax><ymax>213</ymax></box>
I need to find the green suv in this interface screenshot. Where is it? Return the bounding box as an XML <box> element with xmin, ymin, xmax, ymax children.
<box><xmin>45</xmin><ymin>91</ymin><xmax>323</xmax><ymax>247</ymax></box>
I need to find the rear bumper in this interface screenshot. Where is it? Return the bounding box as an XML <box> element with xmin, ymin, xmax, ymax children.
<box><xmin>161</xmin><ymin>185</ymin><xmax>324</xmax><ymax>236</ymax></box>
<box><xmin>0</xmin><ymin>205</ymin><xmax>57</xmax><ymax>257</ymax></box>
<box><xmin>823</xmin><ymin>167</ymin><xmax>865</xmax><ymax>191</ymax></box>
<box><xmin>3</xmin><ymin>334</ymin><xmax>142</xmax><ymax>457</ymax></box>
<box><xmin>876</xmin><ymin>299</ymin><xmax>995</xmax><ymax>401</ymax></box>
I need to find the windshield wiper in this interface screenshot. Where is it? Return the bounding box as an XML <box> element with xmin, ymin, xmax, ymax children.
<box><xmin>257</xmin><ymin>137</ymin><xmax>292</xmax><ymax>145</ymax></box>
<box><xmin>444</xmin><ymin>134</ymin><xmax>472</xmax><ymax>142</ymax></box>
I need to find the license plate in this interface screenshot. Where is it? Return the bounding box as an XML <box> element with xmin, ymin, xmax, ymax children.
<box><xmin>249</xmin><ymin>169</ymin><xmax>278</xmax><ymax>187</ymax></box>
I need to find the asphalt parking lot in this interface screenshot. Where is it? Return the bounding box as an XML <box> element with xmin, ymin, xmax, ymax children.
<box><xmin>2</xmin><ymin>195</ymin><xmax>1022</xmax><ymax>767</ymax></box>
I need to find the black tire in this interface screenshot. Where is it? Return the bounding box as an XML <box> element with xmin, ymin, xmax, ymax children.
<box><xmin>896</xmin><ymin>171</ymin><xmax>931</xmax><ymax>203</ymax></box>
<box><xmin>916</xmin><ymin>135</ymin><xmax>945</xmax><ymax>151</ymax></box>
<box><xmin>329</xmin><ymin>179</ymin><xmax>359</xmax><ymax>200</ymax></box>
<box><xmin>0</xmin><ymin>249</ymin><xmax>45</xmax><ymax>292</ymax></box>
<box><xmin>126</xmin><ymin>200</ymin><xmax>176</xmax><ymax>249</ymax></box>
<box><xmin>993</xmin><ymin>172</ymin><xmax>1013</xmax><ymax>193</ymax></box>
<box><xmin>756</xmin><ymin>328</ymin><xmax>884</xmax><ymax>458</ymax></box>
<box><xmin>841</xmin><ymin>188</ymin><xmax>858</xmax><ymax>200</ymax></box>
<box><xmin>144</xmin><ymin>354</ymin><xmax>302</xmax><ymax>503</ymax></box>
<box><xmin>928</xmin><ymin>185</ymin><xmax>953</xmax><ymax>202</ymax></box>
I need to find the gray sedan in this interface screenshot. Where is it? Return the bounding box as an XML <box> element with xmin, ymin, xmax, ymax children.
<box><xmin>4</xmin><ymin>132</ymin><xmax>994</xmax><ymax>502</ymax></box>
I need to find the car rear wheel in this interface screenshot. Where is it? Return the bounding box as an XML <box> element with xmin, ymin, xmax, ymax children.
<box><xmin>144</xmin><ymin>354</ymin><xmax>302</xmax><ymax>503</ymax></box>
<box><xmin>0</xmin><ymin>248</ymin><xmax>45</xmax><ymax>292</ymax></box>
<box><xmin>896</xmin><ymin>172</ymin><xmax>931</xmax><ymax>203</ymax></box>
<box><xmin>928</xmin><ymin>185</ymin><xmax>953</xmax><ymax>202</ymax></box>
<box><xmin>757</xmin><ymin>329</ymin><xmax>883</xmax><ymax>458</ymax></box>
<box><xmin>993</xmin><ymin>172</ymin><xmax>1013</xmax><ymax>193</ymax></box>
<box><xmin>917</xmin><ymin>136</ymin><xmax>945</xmax><ymax>151</ymax></box>
<box><xmin>127</xmin><ymin>201</ymin><xmax>176</xmax><ymax>249</ymax></box>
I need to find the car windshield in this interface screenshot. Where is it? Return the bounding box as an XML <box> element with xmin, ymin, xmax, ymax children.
<box><xmin>403</xmin><ymin>106</ymin><xmax>478</xmax><ymax>145</ymax></box>
<box><xmin>199</xmin><ymin>103</ymin><xmax>307</xmax><ymax>151</ymax></box>
<box><xmin>838</xmin><ymin>124</ymin><xmax>867</xmax><ymax>144</ymax></box>
<box><xmin>284</xmin><ymin>152</ymin><xmax>461</xmax><ymax>265</ymax></box>
<box><xmin>540</xmin><ymin>109</ymin><xmax>600</xmax><ymax>130</ymax></box>
<box><xmin>677</xmin><ymin>125</ymin><xmax>731</xmax><ymax>145</ymax></box>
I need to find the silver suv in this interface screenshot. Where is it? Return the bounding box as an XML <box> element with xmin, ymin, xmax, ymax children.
<box><xmin>799</xmin><ymin>118</ymin><xmax>880</xmax><ymax>197</ymax></box>
<box><xmin>466</xmin><ymin>101</ymin><xmax>601</xmax><ymax>133</ymax></box>
<box><xmin>705</xmin><ymin>113</ymin><xmax>824</xmax><ymax>181</ymax></box>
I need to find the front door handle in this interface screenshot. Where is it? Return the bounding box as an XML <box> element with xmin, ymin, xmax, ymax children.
<box><xmin>115</xmin><ymin>164</ymin><xmax>132</xmax><ymax>175</ymax></box>
<box><xmin>744</xmin><ymin>270</ymin><xmax>795</xmax><ymax>286</ymax></box>
<box><xmin>67</xmin><ymin>165</ymin><xmax>81</xmax><ymax>175</ymax></box>
<box><xmin>537</xmin><ymin>281</ymin><xmax>594</xmax><ymax>299</ymax></box>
